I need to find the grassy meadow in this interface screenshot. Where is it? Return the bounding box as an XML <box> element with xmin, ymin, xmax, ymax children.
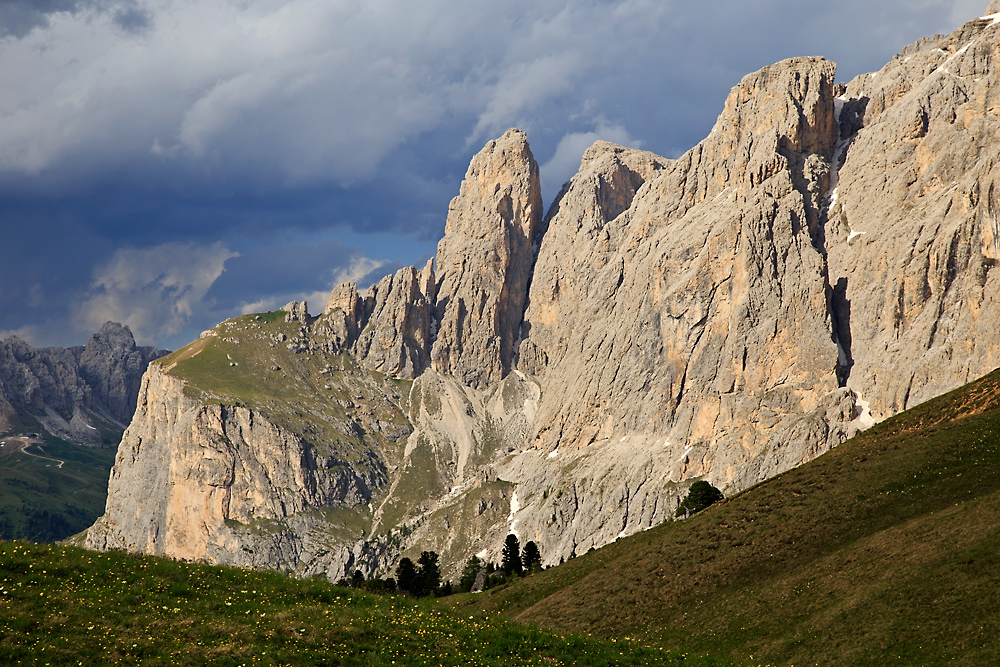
<box><xmin>0</xmin><ymin>541</ymin><xmax>724</xmax><ymax>667</ymax></box>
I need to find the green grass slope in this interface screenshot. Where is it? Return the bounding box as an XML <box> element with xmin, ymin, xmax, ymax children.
<box><xmin>0</xmin><ymin>433</ymin><xmax>115</xmax><ymax>542</ymax></box>
<box><xmin>455</xmin><ymin>368</ymin><xmax>1000</xmax><ymax>667</ymax></box>
<box><xmin>0</xmin><ymin>541</ymin><xmax>727</xmax><ymax>667</ymax></box>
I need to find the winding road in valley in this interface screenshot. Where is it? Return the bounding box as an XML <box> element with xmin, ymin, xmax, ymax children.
<box><xmin>0</xmin><ymin>436</ymin><xmax>65</xmax><ymax>469</ymax></box>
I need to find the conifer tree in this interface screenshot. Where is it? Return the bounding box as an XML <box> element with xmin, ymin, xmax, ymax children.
<box><xmin>395</xmin><ymin>557</ymin><xmax>417</xmax><ymax>594</ymax></box>
<box><xmin>417</xmin><ymin>551</ymin><xmax>441</xmax><ymax>595</ymax></box>
<box><xmin>521</xmin><ymin>541</ymin><xmax>541</xmax><ymax>572</ymax></box>
<box><xmin>460</xmin><ymin>555</ymin><xmax>482</xmax><ymax>592</ymax></box>
<box><xmin>501</xmin><ymin>533</ymin><xmax>522</xmax><ymax>576</ymax></box>
<box><xmin>675</xmin><ymin>480</ymin><xmax>724</xmax><ymax>517</ymax></box>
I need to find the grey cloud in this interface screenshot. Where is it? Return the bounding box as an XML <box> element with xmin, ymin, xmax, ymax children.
<box><xmin>0</xmin><ymin>0</ymin><xmax>80</xmax><ymax>38</ymax></box>
<box><xmin>0</xmin><ymin>0</ymin><xmax>984</xmax><ymax>194</ymax></box>
<box><xmin>112</xmin><ymin>4</ymin><xmax>151</xmax><ymax>34</ymax></box>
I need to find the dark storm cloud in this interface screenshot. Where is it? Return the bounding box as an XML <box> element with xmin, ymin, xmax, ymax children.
<box><xmin>112</xmin><ymin>4</ymin><xmax>151</xmax><ymax>34</ymax></box>
<box><xmin>206</xmin><ymin>238</ymin><xmax>372</xmax><ymax>313</ymax></box>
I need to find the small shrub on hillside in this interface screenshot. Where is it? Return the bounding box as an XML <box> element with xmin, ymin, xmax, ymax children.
<box><xmin>676</xmin><ymin>480</ymin><xmax>724</xmax><ymax>517</ymax></box>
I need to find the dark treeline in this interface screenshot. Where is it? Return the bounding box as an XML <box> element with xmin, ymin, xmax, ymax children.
<box><xmin>336</xmin><ymin>535</ymin><xmax>545</xmax><ymax>597</ymax></box>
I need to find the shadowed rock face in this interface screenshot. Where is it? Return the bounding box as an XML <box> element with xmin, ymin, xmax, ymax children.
<box><xmin>0</xmin><ymin>322</ymin><xmax>167</xmax><ymax>443</ymax></box>
<box><xmin>88</xmin><ymin>9</ymin><xmax>1000</xmax><ymax>580</ymax></box>
<box><xmin>80</xmin><ymin>322</ymin><xmax>170</xmax><ymax>425</ymax></box>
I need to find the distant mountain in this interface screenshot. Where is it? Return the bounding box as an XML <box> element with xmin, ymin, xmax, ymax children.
<box><xmin>86</xmin><ymin>4</ymin><xmax>1000</xmax><ymax>584</ymax></box>
<box><xmin>460</xmin><ymin>366</ymin><xmax>1000</xmax><ymax>666</ymax></box>
<box><xmin>0</xmin><ymin>322</ymin><xmax>168</xmax><ymax>446</ymax></box>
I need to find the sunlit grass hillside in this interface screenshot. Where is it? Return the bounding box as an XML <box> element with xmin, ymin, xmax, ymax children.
<box><xmin>0</xmin><ymin>541</ymin><xmax>728</xmax><ymax>667</ymax></box>
<box><xmin>454</xmin><ymin>368</ymin><xmax>1000</xmax><ymax>667</ymax></box>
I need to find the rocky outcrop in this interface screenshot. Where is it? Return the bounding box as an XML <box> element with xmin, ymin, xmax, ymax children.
<box><xmin>350</xmin><ymin>262</ymin><xmax>436</xmax><ymax>378</ymax></box>
<box><xmin>326</xmin><ymin>129</ymin><xmax>542</xmax><ymax>386</ymax></box>
<box><xmin>79</xmin><ymin>322</ymin><xmax>169</xmax><ymax>425</ymax></box>
<box><xmin>430</xmin><ymin>128</ymin><xmax>543</xmax><ymax>388</ymax></box>
<box><xmin>87</xmin><ymin>6</ymin><xmax>1000</xmax><ymax>580</ymax></box>
<box><xmin>0</xmin><ymin>322</ymin><xmax>167</xmax><ymax>444</ymax></box>
<box><xmin>86</xmin><ymin>364</ymin><xmax>382</xmax><ymax>568</ymax></box>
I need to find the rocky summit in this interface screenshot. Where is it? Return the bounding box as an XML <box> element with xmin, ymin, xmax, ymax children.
<box><xmin>0</xmin><ymin>322</ymin><xmax>168</xmax><ymax>446</ymax></box>
<box><xmin>87</xmin><ymin>7</ymin><xmax>1000</xmax><ymax>581</ymax></box>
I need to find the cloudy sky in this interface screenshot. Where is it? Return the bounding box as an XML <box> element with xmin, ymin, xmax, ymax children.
<box><xmin>0</xmin><ymin>0</ymin><xmax>988</xmax><ymax>349</ymax></box>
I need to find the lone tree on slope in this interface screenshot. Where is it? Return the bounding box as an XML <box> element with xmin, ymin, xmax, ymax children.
<box><xmin>501</xmin><ymin>533</ymin><xmax>523</xmax><ymax>576</ymax></box>
<box><xmin>460</xmin><ymin>555</ymin><xmax>483</xmax><ymax>593</ymax></box>
<box><xmin>676</xmin><ymin>480</ymin><xmax>724</xmax><ymax>517</ymax></box>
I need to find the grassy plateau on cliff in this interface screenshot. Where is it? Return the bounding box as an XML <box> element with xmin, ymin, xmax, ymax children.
<box><xmin>452</xmin><ymin>367</ymin><xmax>1000</xmax><ymax>666</ymax></box>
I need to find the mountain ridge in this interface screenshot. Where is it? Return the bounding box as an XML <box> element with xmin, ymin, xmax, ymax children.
<box><xmin>0</xmin><ymin>322</ymin><xmax>168</xmax><ymax>446</ymax></box>
<box><xmin>85</xmin><ymin>4</ymin><xmax>1000</xmax><ymax>582</ymax></box>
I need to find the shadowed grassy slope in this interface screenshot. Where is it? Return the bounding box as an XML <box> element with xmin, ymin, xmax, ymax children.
<box><xmin>0</xmin><ymin>541</ymin><xmax>728</xmax><ymax>667</ymax></box>
<box><xmin>454</xmin><ymin>368</ymin><xmax>1000</xmax><ymax>667</ymax></box>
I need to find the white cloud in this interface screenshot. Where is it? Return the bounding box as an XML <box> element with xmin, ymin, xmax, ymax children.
<box><xmin>72</xmin><ymin>241</ymin><xmax>237</xmax><ymax>343</ymax></box>
<box><xmin>332</xmin><ymin>256</ymin><xmax>386</xmax><ymax>288</ymax></box>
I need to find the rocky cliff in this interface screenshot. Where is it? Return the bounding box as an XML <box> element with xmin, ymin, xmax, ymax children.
<box><xmin>87</xmin><ymin>6</ymin><xmax>1000</xmax><ymax>580</ymax></box>
<box><xmin>0</xmin><ymin>322</ymin><xmax>168</xmax><ymax>445</ymax></box>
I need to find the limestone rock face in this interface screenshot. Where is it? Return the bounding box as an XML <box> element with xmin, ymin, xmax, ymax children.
<box><xmin>430</xmin><ymin>128</ymin><xmax>543</xmax><ymax>388</ymax></box>
<box><xmin>524</xmin><ymin>56</ymin><xmax>843</xmax><ymax>469</ymax></box>
<box><xmin>824</xmin><ymin>13</ymin><xmax>1000</xmax><ymax>420</ymax></box>
<box><xmin>350</xmin><ymin>263</ymin><xmax>436</xmax><ymax>379</ymax></box>
<box><xmin>86</xmin><ymin>364</ymin><xmax>382</xmax><ymax>569</ymax></box>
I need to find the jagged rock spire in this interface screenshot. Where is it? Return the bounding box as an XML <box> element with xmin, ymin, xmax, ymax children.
<box><xmin>429</xmin><ymin>128</ymin><xmax>542</xmax><ymax>388</ymax></box>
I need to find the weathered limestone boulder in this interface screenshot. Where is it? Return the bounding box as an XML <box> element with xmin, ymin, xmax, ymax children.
<box><xmin>430</xmin><ymin>128</ymin><xmax>543</xmax><ymax>388</ymax></box>
<box><xmin>322</xmin><ymin>282</ymin><xmax>363</xmax><ymax>348</ymax></box>
<box><xmin>282</xmin><ymin>301</ymin><xmax>310</xmax><ymax>324</ymax></box>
